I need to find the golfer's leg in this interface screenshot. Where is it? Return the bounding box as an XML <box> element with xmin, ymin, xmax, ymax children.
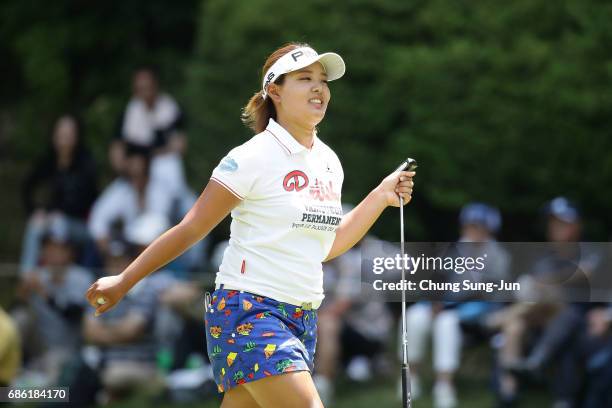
<box><xmin>221</xmin><ymin>384</ymin><xmax>261</xmax><ymax>408</ymax></box>
<box><xmin>243</xmin><ymin>371</ymin><xmax>324</xmax><ymax>408</ymax></box>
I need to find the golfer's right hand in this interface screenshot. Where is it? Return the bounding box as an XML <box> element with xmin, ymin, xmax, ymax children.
<box><xmin>86</xmin><ymin>275</ymin><xmax>129</xmax><ymax>316</ymax></box>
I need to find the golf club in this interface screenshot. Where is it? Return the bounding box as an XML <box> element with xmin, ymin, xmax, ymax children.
<box><xmin>394</xmin><ymin>157</ymin><xmax>418</xmax><ymax>408</ymax></box>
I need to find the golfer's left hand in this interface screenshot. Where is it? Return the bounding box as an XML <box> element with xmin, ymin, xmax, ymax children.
<box><xmin>378</xmin><ymin>170</ymin><xmax>415</xmax><ymax>207</ymax></box>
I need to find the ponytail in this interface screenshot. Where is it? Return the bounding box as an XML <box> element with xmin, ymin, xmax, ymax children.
<box><xmin>241</xmin><ymin>90</ymin><xmax>276</xmax><ymax>134</ymax></box>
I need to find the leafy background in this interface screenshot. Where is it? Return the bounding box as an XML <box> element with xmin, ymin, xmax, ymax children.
<box><xmin>1</xmin><ymin>0</ymin><xmax>612</xmax><ymax>261</ymax></box>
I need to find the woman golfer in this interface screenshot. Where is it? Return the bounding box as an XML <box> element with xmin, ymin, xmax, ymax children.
<box><xmin>86</xmin><ymin>42</ymin><xmax>415</xmax><ymax>407</ymax></box>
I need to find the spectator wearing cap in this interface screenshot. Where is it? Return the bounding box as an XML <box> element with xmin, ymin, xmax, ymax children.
<box><xmin>20</xmin><ymin>114</ymin><xmax>98</xmax><ymax>274</ymax></box>
<box><xmin>401</xmin><ymin>202</ymin><xmax>510</xmax><ymax>408</ymax></box>
<box><xmin>490</xmin><ymin>197</ymin><xmax>603</xmax><ymax>407</ymax></box>
<box><xmin>457</xmin><ymin>202</ymin><xmax>511</xmax><ymax>316</ymax></box>
<box><xmin>459</xmin><ymin>202</ymin><xmax>501</xmax><ymax>241</ymax></box>
<box><xmin>546</xmin><ymin>196</ymin><xmax>581</xmax><ymax>243</ymax></box>
<box><xmin>12</xmin><ymin>218</ymin><xmax>94</xmax><ymax>386</ymax></box>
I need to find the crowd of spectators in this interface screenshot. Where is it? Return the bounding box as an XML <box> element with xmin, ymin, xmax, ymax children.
<box><xmin>398</xmin><ymin>199</ymin><xmax>611</xmax><ymax>408</ymax></box>
<box><xmin>5</xmin><ymin>67</ymin><xmax>212</xmax><ymax>404</ymax></box>
<box><xmin>0</xmin><ymin>67</ymin><xmax>610</xmax><ymax>408</ymax></box>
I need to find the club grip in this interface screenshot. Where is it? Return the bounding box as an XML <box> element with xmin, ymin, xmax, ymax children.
<box><xmin>395</xmin><ymin>158</ymin><xmax>418</xmax><ymax>173</ymax></box>
<box><xmin>401</xmin><ymin>363</ymin><xmax>412</xmax><ymax>408</ymax></box>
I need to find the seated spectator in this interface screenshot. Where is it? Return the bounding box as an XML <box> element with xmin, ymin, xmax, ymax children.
<box><xmin>124</xmin><ymin>212</ymin><xmax>203</xmax><ymax>357</ymax></box>
<box><xmin>12</xmin><ymin>219</ymin><xmax>94</xmax><ymax>386</ymax></box>
<box><xmin>92</xmin><ymin>143</ymin><xmax>204</xmax><ymax>273</ymax></box>
<box><xmin>401</xmin><ymin>202</ymin><xmax>510</xmax><ymax>408</ymax></box>
<box><xmin>523</xmin><ymin>303</ymin><xmax>611</xmax><ymax>408</ymax></box>
<box><xmin>81</xmin><ymin>212</ymin><xmax>180</xmax><ymax>403</ymax></box>
<box><xmin>0</xmin><ymin>307</ymin><xmax>21</xmax><ymax>387</ymax></box>
<box><xmin>488</xmin><ymin>197</ymin><xmax>600</xmax><ymax>407</ymax></box>
<box><xmin>455</xmin><ymin>203</ymin><xmax>510</xmax><ymax>329</ymax></box>
<box><xmin>577</xmin><ymin>305</ymin><xmax>612</xmax><ymax>408</ymax></box>
<box><xmin>315</xmin><ymin>233</ymin><xmax>394</xmax><ymax>406</ymax></box>
<box><xmin>88</xmin><ymin>148</ymin><xmax>172</xmax><ymax>257</ymax></box>
<box><xmin>20</xmin><ymin>114</ymin><xmax>97</xmax><ymax>273</ymax></box>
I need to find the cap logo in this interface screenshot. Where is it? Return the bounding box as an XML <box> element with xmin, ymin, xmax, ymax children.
<box><xmin>261</xmin><ymin>46</ymin><xmax>343</xmax><ymax>98</ymax></box>
<box><xmin>263</xmin><ymin>72</ymin><xmax>276</xmax><ymax>90</ymax></box>
<box><xmin>290</xmin><ymin>50</ymin><xmax>304</xmax><ymax>61</ymax></box>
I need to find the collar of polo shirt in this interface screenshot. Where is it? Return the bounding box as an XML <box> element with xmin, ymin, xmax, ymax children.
<box><xmin>261</xmin><ymin>47</ymin><xmax>346</xmax><ymax>99</ymax></box>
<box><xmin>266</xmin><ymin>118</ymin><xmax>319</xmax><ymax>155</ymax></box>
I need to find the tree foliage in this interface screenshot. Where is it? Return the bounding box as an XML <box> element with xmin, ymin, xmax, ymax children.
<box><xmin>186</xmin><ymin>0</ymin><xmax>612</xmax><ymax>240</ymax></box>
<box><xmin>1</xmin><ymin>0</ymin><xmax>611</xmax><ymax>252</ymax></box>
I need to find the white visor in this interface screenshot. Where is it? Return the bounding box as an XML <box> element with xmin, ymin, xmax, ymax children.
<box><xmin>262</xmin><ymin>46</ymin><xmax>345</xmax><ymax>98</ymax></box>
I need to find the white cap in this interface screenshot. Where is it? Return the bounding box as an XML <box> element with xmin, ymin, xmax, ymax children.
<box><xmin>262</xmin><ymin>46</ymin><xmax>345</xmax><ymax>99</ymax></box>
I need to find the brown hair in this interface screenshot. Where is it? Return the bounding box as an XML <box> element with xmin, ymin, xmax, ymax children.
<box><xmin>241</xmin><ymin>42</ymin><xmax>312</xmax><ymax>134</ymax></box>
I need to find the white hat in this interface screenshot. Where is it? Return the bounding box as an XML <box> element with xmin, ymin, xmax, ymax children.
<box><xmin>262</xmin><ymin>46</ymin><xmax>345</xmax><ymax>99</ymax></box>
<box><xmin>125</xmin><ymin>212</ymin><xmax>170</xmax><ymax>246</ymax></box>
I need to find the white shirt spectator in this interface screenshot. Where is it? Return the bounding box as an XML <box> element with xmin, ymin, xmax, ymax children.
<box><xmin>210</xmin><ymin>118</ymin><xmax>344</xmax><ymax>307</ymax></box>
<box><xmin>116</xmin><ymin>92</ymin><xmax>189</xmax><ymax>202</ymax></box>
<box><xmin>121</xmin><ymin>94</ymin><xmax>181</xmax><ymax>148</ymax></box>
<box><xmin>88</xmin><ymin>178</ymin><xmax>173</xmax><ymax>241</ymax></box>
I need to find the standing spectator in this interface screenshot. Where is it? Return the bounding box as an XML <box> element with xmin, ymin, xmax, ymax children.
<box><xmin>109</xmin><ymin>66</ymin><xmax>189</xmax><ymax>197</ymax></box>
<box><xmin>20</xmin><ymin>114</ymin><xmax>97</xmax><ymax>273</ymax></box>
<box><xmin>13</xmin><ymin>219</ymin><xmax>94</xmax><ymax>386</ymax></box>
<box><xmin>0</xmin><ymin>307</ymin><xmax>21</xmax><ymax>387</ymax></box>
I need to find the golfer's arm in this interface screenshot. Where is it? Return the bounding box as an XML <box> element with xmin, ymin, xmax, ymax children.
<box><xmin>324</xmin><ymin>187</ymin><xmax>387</xmax><ymax>262</ymax></box>
<box><xmin>120</xmin><ymin>180</ymin><xmax>240</xmax><ymax>290</ymax></box>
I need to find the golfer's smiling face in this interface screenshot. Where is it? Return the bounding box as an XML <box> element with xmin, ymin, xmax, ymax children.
<box><xmin>274</xmin><ymin>62</ymin><xmax>330</xmax><ymax>128</ymax></box>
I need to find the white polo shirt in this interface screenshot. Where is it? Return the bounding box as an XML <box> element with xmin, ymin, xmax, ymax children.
<box><xmin>210</xmin><ymin>118</ymin><xmax>344</xmax><ymax>307</ymax></box>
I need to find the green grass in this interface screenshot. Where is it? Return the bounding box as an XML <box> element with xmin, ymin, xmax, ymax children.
<box><xmin>107</xmin><ymin>346</ymin><xmax>551</xmax><ymax>408</ymax></box>
<box><xmin>107</xmin><ymin>378</ymin><xmax>550</xmax><ymax>408</ymax></box>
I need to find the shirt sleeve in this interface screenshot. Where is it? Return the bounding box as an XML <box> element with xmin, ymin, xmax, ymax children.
<box><xmin>210</xmin><ymin>143</ymin><xmax>260</xmax><ymax>200</ymax></box>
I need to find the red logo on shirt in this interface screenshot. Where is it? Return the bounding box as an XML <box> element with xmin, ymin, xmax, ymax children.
<box><xmin>283</xmin><ymin>170</ymin><xmax>309</xmax><ymax>192</ymax></box>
